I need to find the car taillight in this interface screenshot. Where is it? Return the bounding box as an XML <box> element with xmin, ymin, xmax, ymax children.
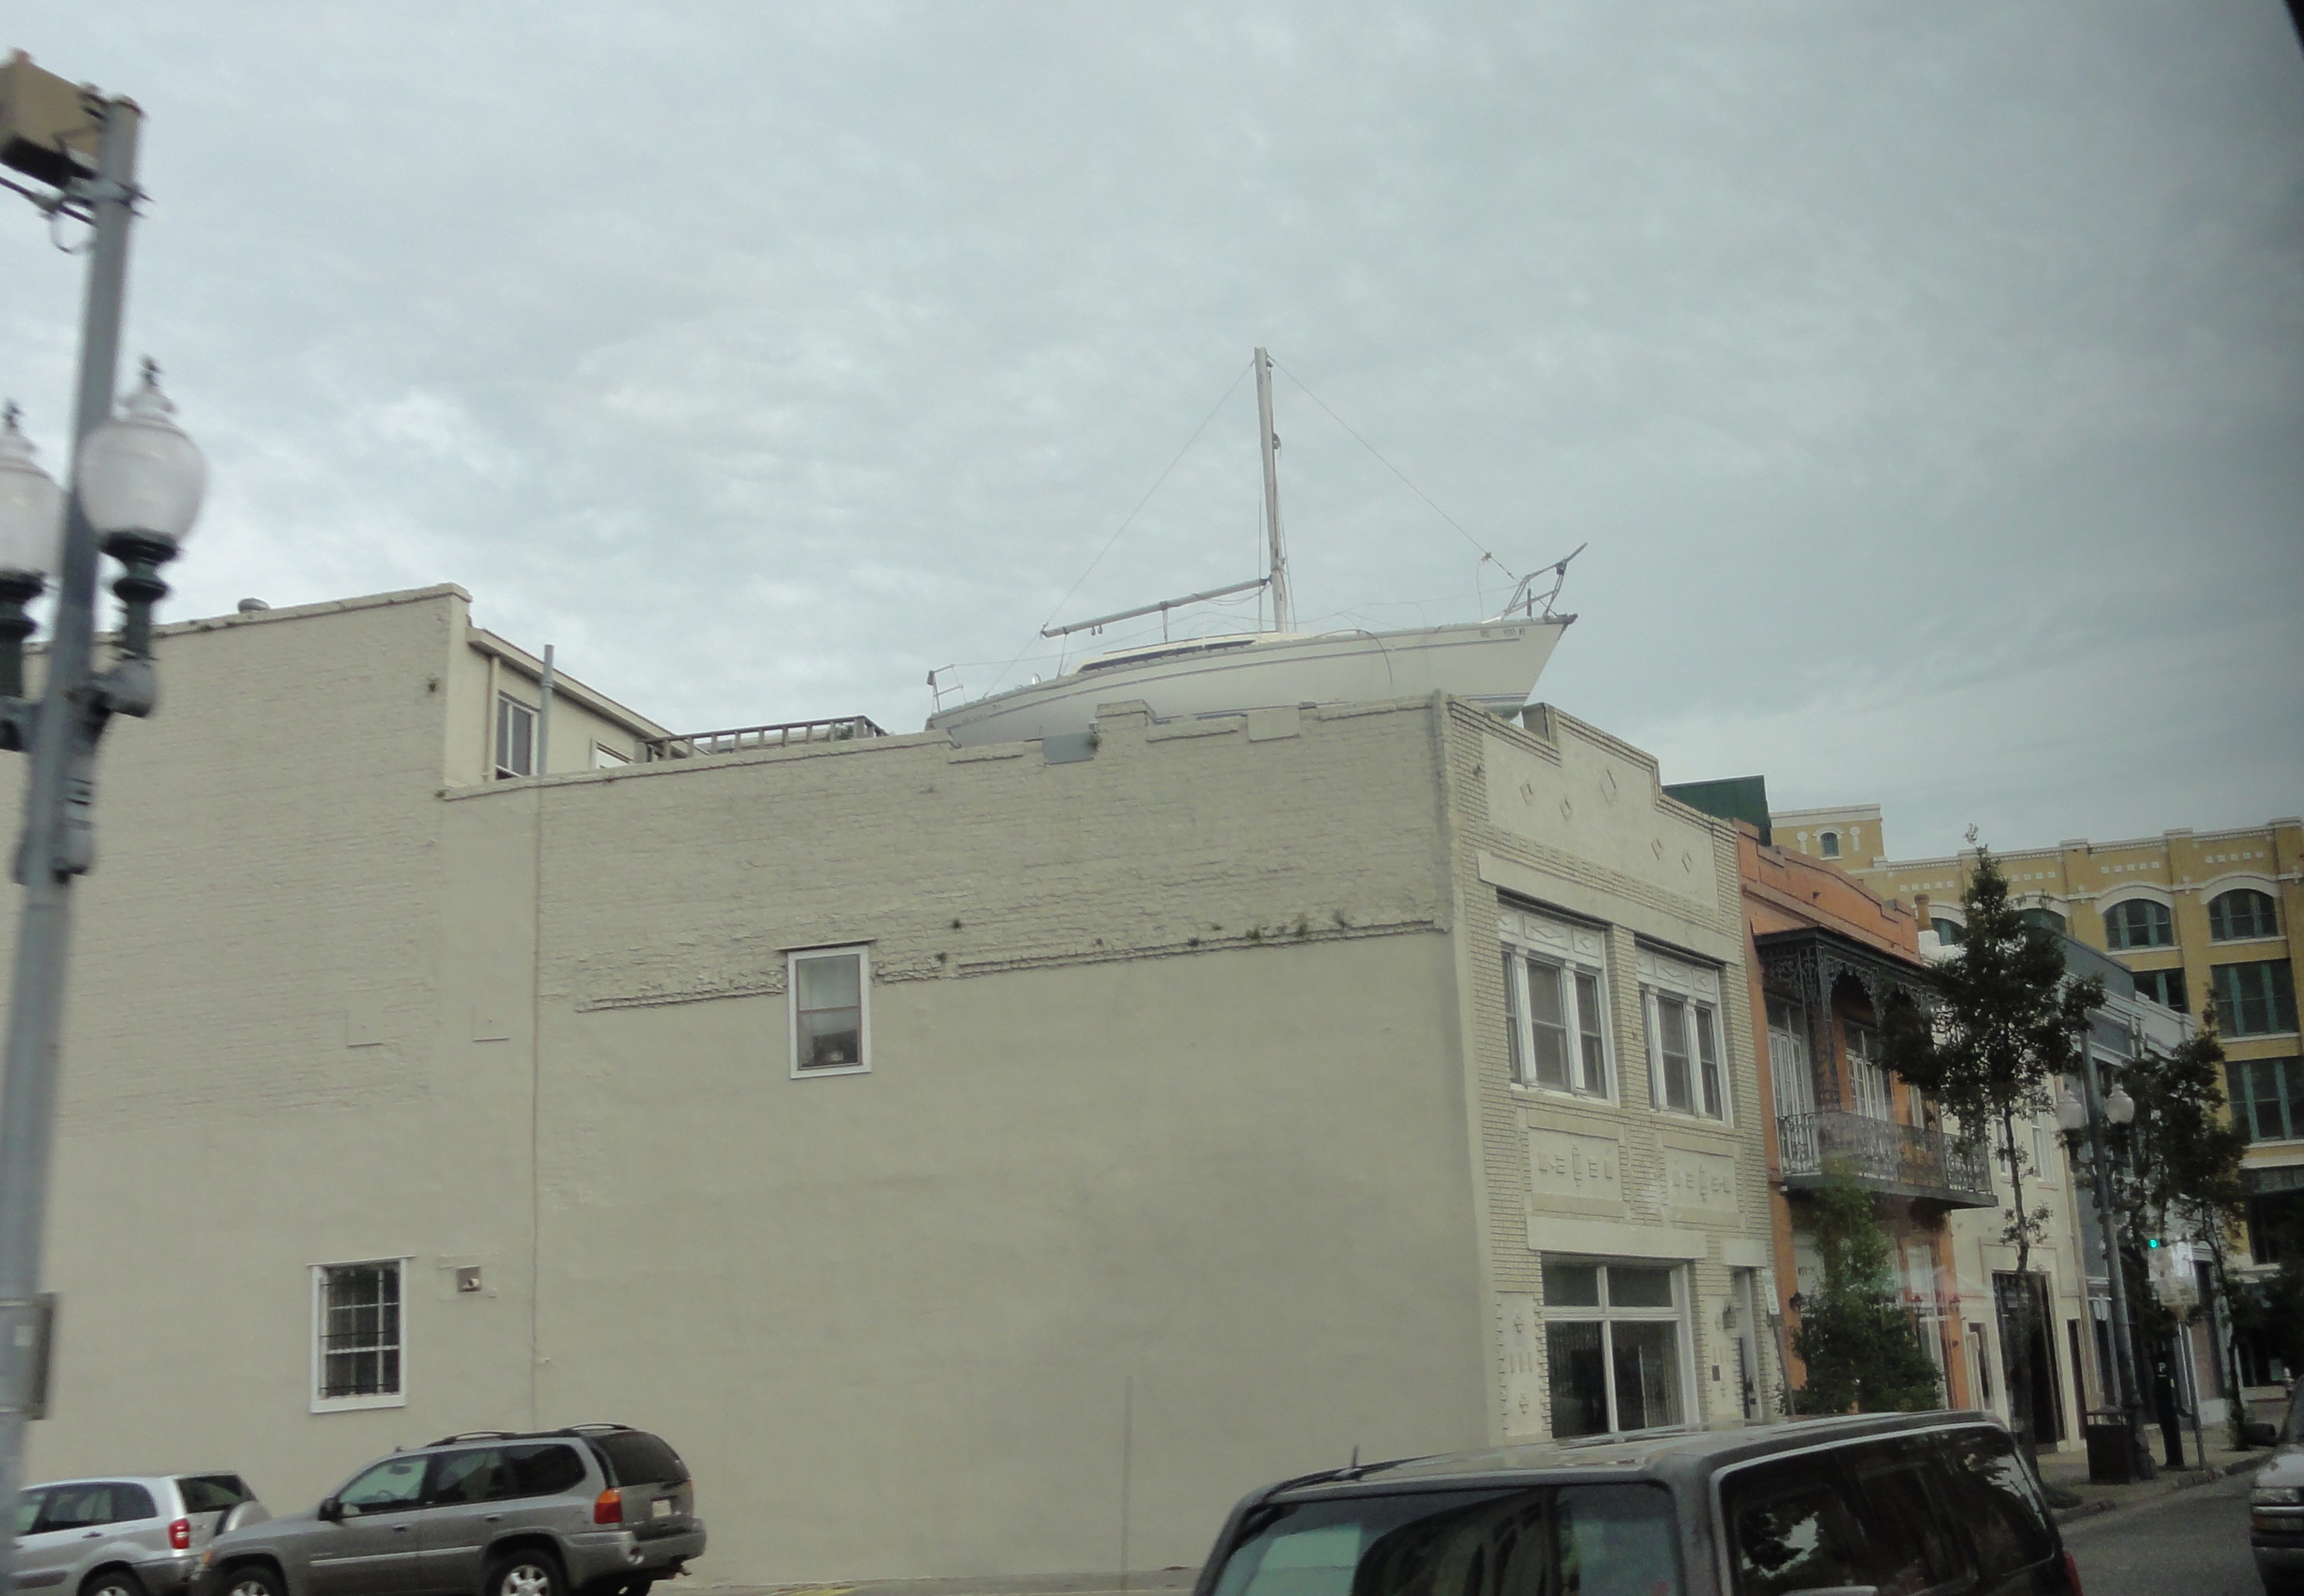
<box><xmin>592</xmin><ymin>1488</ymin><xmax>623</xmax><ymax>1525</ymax></box>
<box><xmin>168</xmin><ymin>1519</ymin><xmax>192</xmax><ymax>1551</ymax></box>
<box><xmin>2061</xmin><ymin>1549</ymin><xmax>2085</xmax><ymax>1594</ymax></box>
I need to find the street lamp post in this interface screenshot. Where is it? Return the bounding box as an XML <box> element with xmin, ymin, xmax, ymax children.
<box><xmin>0</xmin><ymin>53</ymin><xmax>202</xmax><ymax>1587</ymax></box>
<box><xmin>2057</xmin><ymin>1048</ymin><xmax>2156</xmax><ymax>1482</ymax></box>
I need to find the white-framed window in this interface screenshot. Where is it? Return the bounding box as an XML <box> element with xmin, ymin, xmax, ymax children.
<box><xmin>1640</xmin><ymin>949</ymin><xmax>1728</xmax><ymax>1120</ymax></box>
<box><xmin>1766</xmin><ymin>996</ymin><xmax>1815</xmax><ymax>1118</ymax></box>
<box><xmin>1845</xmin><ymin>1021</ymin><xmax>1892</xmax><ymax>1121</ymax></box>
<box><xmin>1819</xmin><ymin>830</ymin><xmax>1841</xmax><ymax>859</ymax></box>
<box><xmin>2030</xmin><ymin>1113</ymin><xmax>2060</xmax><ymax>1187</ymax></box>
<box><xmin>1499</xmin><ymin>907</ymin><xmax>1611</xmax><ymax>1098</ymax></box>
<box><xmin>1541</xmin><ymin>1258</ymin><xmax>1689</xmax><ymax>1437</ymax></box>
<box><xmin>495</xmin><ymin>694</ymin><xmax>536</xmax><ymax>779</ymax></box>
<box><xmin>789</xmin><ymin>945</ymin><xmax>870</xmax><ymax>1076</ymax></box>
<box><xmin>311</xmin><ymin>1260</ymin><xmax>405</xmax><ymax>1412</ymax></box>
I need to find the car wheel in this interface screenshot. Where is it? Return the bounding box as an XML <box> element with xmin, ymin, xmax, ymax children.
<box><xmin>216</xmin><ymin>1568</ymin><xmax>282</xmax><ymax>1596</ymax></box>
<box><xmin>484</xmin><ymin>1548</ymin><xmax>566</xmax><ymax>1596</ymax></box>
<box><xmin>80</xmin><ymin>1571</ymin><xmax>145</xmax><ymax>1596</ymax></box>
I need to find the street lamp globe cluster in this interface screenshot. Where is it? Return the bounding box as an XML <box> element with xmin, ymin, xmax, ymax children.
<box><xmin>0</xmin><ymin>365</ymin><xmax>205</xmax><ymax>687</ymax></box>
<box><xmin>2056</xmin><ymin>1078</ymin><xmax>2136</xmax><ymax>1135</ymax></box>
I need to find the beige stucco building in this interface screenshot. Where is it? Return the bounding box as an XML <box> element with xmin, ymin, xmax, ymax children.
<box><xmin>5</xmin><ymin>586</ymin><xmax>1781</xmax><ymax>1585</ymax></box>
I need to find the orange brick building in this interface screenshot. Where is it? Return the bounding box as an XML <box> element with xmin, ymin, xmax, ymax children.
<box><xmin>1665</xmin><ymin>776</ymin><xmax>2000</xmax><ymax>1412</ymax></box>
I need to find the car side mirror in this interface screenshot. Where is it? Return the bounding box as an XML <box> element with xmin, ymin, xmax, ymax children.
<box><xmin>317</xmin><ymin>1498</ymin><xmax>343</xmax><ymax>1523</ymax></box>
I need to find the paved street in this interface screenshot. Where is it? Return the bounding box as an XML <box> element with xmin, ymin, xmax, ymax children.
<box><xmin>2063</xmin><ymin>1470</ymin><xmax>2264</xmax><ymax>1596</ymax></box>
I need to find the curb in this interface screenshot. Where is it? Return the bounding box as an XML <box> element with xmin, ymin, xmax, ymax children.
<box><xmin>2051</xmin><ymin>1454</ymin><xmax>2266</xmax><ymax>1525</ymax></box>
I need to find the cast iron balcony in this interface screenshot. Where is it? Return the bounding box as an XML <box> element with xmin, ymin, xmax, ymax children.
<box><xmin>1777</xmin><ymin>1110</ymin><xmax>1995</xmax><ymax>1207</ymax></box>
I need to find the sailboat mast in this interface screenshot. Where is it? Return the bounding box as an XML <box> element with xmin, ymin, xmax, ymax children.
<box><xmin>1254</xmin><ymin>347</ymin><xmax>1292</xmax><ymax>632</ymax></box>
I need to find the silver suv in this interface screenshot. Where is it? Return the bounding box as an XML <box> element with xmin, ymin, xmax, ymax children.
<box><xmin>196</xmin><ymin>1426</ymin><xmax>703</xmax><ymax>1596</ymax></box>
<box><xmin>13</xmin><ymin>1473</ymin><xmax>263</xmax><ymax>1596</ymax></box>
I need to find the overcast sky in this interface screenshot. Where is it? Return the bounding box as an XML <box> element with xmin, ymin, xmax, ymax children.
<box><xmin>5</xmin><ymin>3</ymin><xmax>2299</xmax><ymax>860</ymax></box>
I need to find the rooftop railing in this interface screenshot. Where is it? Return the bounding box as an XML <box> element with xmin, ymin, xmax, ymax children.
<box><xmin>1778</xmin><ymin>1109</ymin><xmax>1995</xmax><ymax>1206</ymax></box>
<box><xmin>643</xmin><ymin>715</ymin><xmax>889</xmax><ymax>761</ymax></box>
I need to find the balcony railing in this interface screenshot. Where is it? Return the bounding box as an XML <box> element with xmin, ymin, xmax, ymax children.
<box><xmin>643</xmin><ymin>715</ymin><xmax>889</xmax><ymax>760</ymax></box>
<box><xmin>1777</xmin><ymin>1110</ymin><xmax>1995</xmax><ymax>1206</ymax></box>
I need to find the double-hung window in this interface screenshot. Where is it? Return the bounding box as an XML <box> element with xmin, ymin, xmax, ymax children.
<box><xmin>2229</xmin><ymin>1058</ymin><xmax>2304</xmax><ymax>1143</ymax></box>
<box><xmin>789</xmin><ymin>946</ymin><xmax>870</xmax><ymax>1075</ymax></box>
<box><xmin>1541</xmin><ymin>1260</ymin><xmax>1687</xmax><ymax>1438</ymax></box>
<box><xmin>1499</xmin><ymin>906</ymin><xmax>1611</xmax><ymax>1100</ymax></box>
<box><xmin>2213</xmin><ymin>960</ymin><xmax>2299</xmax><ymax>1037</ymax></box>
<box><xmin>312</xmin><ymin>1260</ymin><xmax>404</xmax><ymax>1411</ymax></box>
<box><xmin>1640</xmin><ymin>950</ymin><xmax>1728</xmax><ymax>1120</ymax></box>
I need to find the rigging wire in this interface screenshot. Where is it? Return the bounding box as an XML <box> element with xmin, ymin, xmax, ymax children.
<box><xmin>1269</xmin><ymin>355</ymin><xmax>1521</xmax><ymax>584</ymax></box>
<box><xmin>984</xmin><ymin>356</ymin><xmax>1257</xmax><ymax>699</ymax></box>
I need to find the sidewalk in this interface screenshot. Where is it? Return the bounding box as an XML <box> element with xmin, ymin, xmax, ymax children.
<box><xmin>2037</xmin><ymin>1436</ymin><xmax>2274</xmax><ymax>1523</ymax></box>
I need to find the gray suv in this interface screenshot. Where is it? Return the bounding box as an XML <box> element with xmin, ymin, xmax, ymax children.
<box><xmin>196</xmin><ymin>1426</ymin><xmax>703</xmax><ymax>1596</ymax></box>
<box><xmin>13</xmin><ymin>1474</ymin><xmax>263</xmax><ymax>1596</ymax></box>
<box><xmin>1199</xmin><ymin>1410</ymin><xmax>2075</xmax><ymax>1596</ymax></box>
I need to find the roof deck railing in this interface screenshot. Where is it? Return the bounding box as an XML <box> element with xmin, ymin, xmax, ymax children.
<box><xmin>643</xmin><ymin>715</ymin><xmax>889</xmax><ymax>761</ymax></box>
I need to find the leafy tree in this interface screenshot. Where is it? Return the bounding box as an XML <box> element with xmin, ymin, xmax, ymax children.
<box><xmin>2100</xmin><ymin>1015</ymin><xmax>2252</xmax><ymax>1440</ymax></box>
<box><xmin>1882</xmin><ymin>843</ymin><xmax>2100</xmax><ymax>1460</ymax></box>
<box><xmin>1789</xmin><ymin>1167</ymin><xmax>1944</xmax><ymax>1414</ymax></box>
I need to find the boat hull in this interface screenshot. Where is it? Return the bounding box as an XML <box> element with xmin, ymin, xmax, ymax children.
<box><xmin>927</xmin><ymin>616</ymin><xmax>1570</xmax><ymax>747</ymax></box>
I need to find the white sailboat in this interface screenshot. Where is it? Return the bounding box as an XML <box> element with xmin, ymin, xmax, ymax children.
<box><xmin>927</xmin><ymin>349</ymin><xmax>1576</xmax><ymax>749</ymax></box>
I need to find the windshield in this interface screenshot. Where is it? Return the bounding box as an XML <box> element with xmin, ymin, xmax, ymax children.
<box><xmin>1210</xmin><ymin>1484</ymin><xmax>1679</xmax><ymax>1596</ymax></box>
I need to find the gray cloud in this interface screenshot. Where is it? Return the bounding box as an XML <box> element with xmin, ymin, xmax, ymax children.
<box><xmin>5</xmin><ymin>1</ymin><xmax>2298</xmax><ymax>858</ymax></box>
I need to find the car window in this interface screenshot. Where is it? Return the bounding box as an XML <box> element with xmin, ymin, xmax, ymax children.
<box><xmin>591</xmin><ymin>1432</ymin><xmax>686</xmax><ymax>1487</ymax></box>
<box><xmin>14</xmin><ymin>1490</ymin><xmax>46</xmax><ymax>1536</ymax></box>
<box><xmin>500</xmin><ymin>1445</ymin><xmax>588</xmax><ymax>1499</ymax></box>
<box><xmin>176</xmin><ymin>1477</ymin><xmax>253</xmax><ymax>1515</ymax></box>
<box><xmin>1935</xmin><ymin>1428</ymin><xmax>2055</xmax><ymax>1575</ymax></box>
<box><xmin>1844</xmin><ymin>1451</ymin><xmax>1968</xmax><ymax>1594</ymax></box>
<box><xmin>337</xmin><ymin>1457</ymin><xmax>429</xmax><ymax>1516</ymax></box>
<box><xmin>1725</xmin><ymin>1468</ymin><xmax>1871</xmax><ymax>1596</ymax></box>
<box><xmin>37</xmin><ymin>1484</ymin><xmax>153</xmax><ymax>1532</ymax></box>
<box><xmin>1209</xmin><ymin>1484</ymin><xmax>1681</xmax><ymax>1596</ymax></box>
<box><xmin>429</xmin><ymin>1450</ymin><xmax>511</xmax><ymax>1507</ymax></box>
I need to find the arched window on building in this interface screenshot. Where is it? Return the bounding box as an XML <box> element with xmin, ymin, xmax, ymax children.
<box><xmin>1930</xmin><ymin>917</ymin><xmax>1965</xmax><ymax>947</ymax></box>
<box><xmin>2208</xmin><ymin>888</ymin><xmax>2278</xmax><ymax>941</ymax></box>
<box><xmin>1819</xmin><ymin>831</ymin><xmax>1841</xmax><ymax>859</ymax></box>
<box><xmin>2019</xmin><ymin>906</ymin><xmax>2067</xmax><ymax>935</ymax></box>
<box><xmin>2105</xmin><ymin>899</ymin><xmax>2174</xmax><ymax>951</ymax></box>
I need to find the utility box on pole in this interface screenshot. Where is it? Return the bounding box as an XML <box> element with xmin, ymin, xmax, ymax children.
<box><xmin>0</xmin><ymin>53</ymin><xmax>100</xmax><ymax>186</ymax></box>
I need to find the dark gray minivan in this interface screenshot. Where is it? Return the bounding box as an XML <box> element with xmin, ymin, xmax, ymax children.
<box><xmin>1198</xmin><ymin>1412</ymin><xmax>2077</xmax><ymax>1596</ymax></box>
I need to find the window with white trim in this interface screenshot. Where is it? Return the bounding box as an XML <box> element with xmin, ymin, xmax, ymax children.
<box><xmin>1766</xmin><ymin>996</ymin><xmax>1815</xmax><ymax>1118</ymax></box>
<box><xmin>1846</xmin><ymin>1021</ymin><xmax>1892</xmax><ymax>1121</ymax></box>
<box><xmin>1499</xmin><ymin>906</ymin><xmax>1611</xmax><ymax>1099</ymax></box>
<box><xmin>312</xmin><ymin>1260</ymin><xmax>404</xmax><ymax>1411</ymax></box>
<box><xmin>789</xmin><ymin>946</ymin><xmax>870</xmax><ymax>1075</ymax></box>
<box><xmin>1640</xmin><ymin>949</ymin><xmax>1728</xmax><ymax>1120</ymax></box>
<box><xmin>494</xmin><ymin>694</ymin><xmax>536</xmax><ymax>779</ymax></box>
<box><xmin>1541</xmin><ymin>1260</ymin><xmax>1688</xmax><ymax>1438</ymax></box>
<box><xmin>1819</xmin><ymin>830</ymin><xmax>1841</xmax><ymax>859</ymax></box>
